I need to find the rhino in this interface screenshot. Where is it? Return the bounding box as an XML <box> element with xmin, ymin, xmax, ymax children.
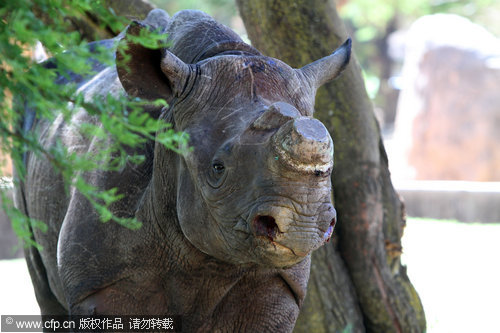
<box><xmin>15</xmin><ymin>9</ymin><xmax>350</xmax><ymax>332</ymax></box>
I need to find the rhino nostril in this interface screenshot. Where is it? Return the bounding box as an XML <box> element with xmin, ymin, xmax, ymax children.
<box><xmin>253</xmin><ymin>215</ymin><xmax>279</xmax><ymax>241</ymax></box>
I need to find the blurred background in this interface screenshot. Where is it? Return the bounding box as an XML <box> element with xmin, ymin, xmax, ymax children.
<box><xmin>1</xmin><ymin>0</ymin><xmax>499</xmax><ymax>332</ymax></box>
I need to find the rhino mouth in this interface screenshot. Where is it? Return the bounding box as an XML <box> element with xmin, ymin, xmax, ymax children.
<box><xmin>323</xmin><ymin>217</ymin><xmax>336</xmax><ymax>243</ymax></box>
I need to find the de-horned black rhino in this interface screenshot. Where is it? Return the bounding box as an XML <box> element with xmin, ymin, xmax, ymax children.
<box><xmin>15</xmin><ymin>9</ymin><xmax>351</xmax><ymax>332</ymax></box>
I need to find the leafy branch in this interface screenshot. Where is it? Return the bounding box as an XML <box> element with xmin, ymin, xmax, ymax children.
<box><xmin>0</xmin><ymin>0</ymin><xmax>188</xmax><ymax>247</ymax></box>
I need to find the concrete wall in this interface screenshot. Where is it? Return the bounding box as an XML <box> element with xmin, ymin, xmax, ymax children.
<box><xmin>396</xmin><ymin>181</ymin><xmax>500</xmax><ymax>223</ymax></box>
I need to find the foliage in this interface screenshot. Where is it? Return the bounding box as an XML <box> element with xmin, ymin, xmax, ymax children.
<box><xmin>0</xmin><ymin>0</ymin><xmax>188</xmax><ymax>248</ymax></box>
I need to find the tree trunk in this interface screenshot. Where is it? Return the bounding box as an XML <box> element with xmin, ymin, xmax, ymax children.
<box><xmin>236</xmin><ymin>1</ymin><xmax>426</xmax><ymax>332</ymax></box>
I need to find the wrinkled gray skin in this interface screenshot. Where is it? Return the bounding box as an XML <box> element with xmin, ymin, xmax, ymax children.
<box><xmin>15</xmin><ymin>9</ymin><xmax>350</xmax><ymax>332</ymax></box>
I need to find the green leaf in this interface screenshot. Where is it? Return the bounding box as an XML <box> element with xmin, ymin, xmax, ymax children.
<box><xmin>1</xmin><ymin>0</ymin><xmax>192</xmax><ymax>249</ymax></box>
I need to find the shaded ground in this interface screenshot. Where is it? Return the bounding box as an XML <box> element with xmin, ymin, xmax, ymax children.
<box><xmin>1</xmin><ymin>218</ymin><xmax>499</xmax><ymax>332</ymax></box>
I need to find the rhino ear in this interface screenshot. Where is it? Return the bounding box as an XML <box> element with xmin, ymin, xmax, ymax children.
<box><xmin>116</xmin><ymin>21</ymin><xmax>191</xmax><ymax>103</ymax></box>
<box><xmin>298</xmin><ymin>38</ymin><xmax>352</xmax><ymax>89</ymax></box>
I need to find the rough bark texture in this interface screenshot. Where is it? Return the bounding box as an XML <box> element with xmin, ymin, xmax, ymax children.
<box><xmin>236</xmin><ymin>0</ymin><xmax>426</xmax><ymax>332</ymax></box>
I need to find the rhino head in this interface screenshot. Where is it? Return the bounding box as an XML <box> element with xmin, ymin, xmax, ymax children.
<box><xmin>116</xmin><ymin>20</ymin><xmax>351</xmax><ymax>268</ymax></box>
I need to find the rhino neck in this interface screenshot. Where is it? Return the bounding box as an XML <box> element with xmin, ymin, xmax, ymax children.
<box><xmin>193</xmin><ymin>40</ymin><xmax>261</xmax><ymax>62</ymax></box>
<box><xmin>133</xmin><ymin>181</ymin><xmax>306</xmax><ymax>331</ymax></box>
<box><xmin>164</xmin><ymin>10</ymin><xmax>260</xmax><ymax>63</ymax></box>
<box><xmin>132</xmin><ymin>132</ymin><xmax>308</xmax><ymax>331</ymax></box>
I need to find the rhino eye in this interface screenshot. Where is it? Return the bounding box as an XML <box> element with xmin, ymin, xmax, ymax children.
<box><xmin>208</xmin><ymin>160</ymin><xmax>227</xmax><ymax>188</ymax></box>
<box><xmin>212</xmin><ymin>161</ymin><xmax>225</xmax><ymax>174</ymax></box>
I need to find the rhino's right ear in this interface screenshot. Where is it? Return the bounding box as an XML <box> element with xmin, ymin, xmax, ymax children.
<box><xmin>298</xmin><ymin>38</ymin><xmax>352</xmax><ymax>89</ymax></box>
<box><xmin>116</xmin><ymin>21</ymin><xmax>192</xmax><ymax>103</ymax></box>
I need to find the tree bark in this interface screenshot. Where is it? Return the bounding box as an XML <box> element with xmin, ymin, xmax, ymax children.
<box><xmin>236</xmin><ymin>1</ymin><xmax>426</xmax><ymax>332</ymax></box>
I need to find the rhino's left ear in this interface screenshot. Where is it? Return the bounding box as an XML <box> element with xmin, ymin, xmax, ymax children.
<box><xmin>298</xmin><ymin>38</ymin><xmax>352</xmax><ymax>89</ymax></box>
<box><xmin>116</xmin><ymin>21</ymin><xmax>192</xmax><ymax>103</ymax></box>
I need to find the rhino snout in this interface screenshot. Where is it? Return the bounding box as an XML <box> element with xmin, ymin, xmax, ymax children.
<box><xmin>250</xmin><ymin>203</ymin><xmax>337</xmax><ymax>257</ymax></box>
<box><xmin>272</xmin><ymin>117</ymin><xmax>333</xmax><ymax>175</ymax></box>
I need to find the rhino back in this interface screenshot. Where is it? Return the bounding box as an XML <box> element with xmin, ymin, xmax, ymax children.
<box><xmin>20</xmin><ymin>39</ymin><xmax>136</xmax><ymax>307</ymax></box>
<box><xmin>22</xmin><ymin>38</ymin><xmax>120</xmax><ymax>228</ymax></box>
